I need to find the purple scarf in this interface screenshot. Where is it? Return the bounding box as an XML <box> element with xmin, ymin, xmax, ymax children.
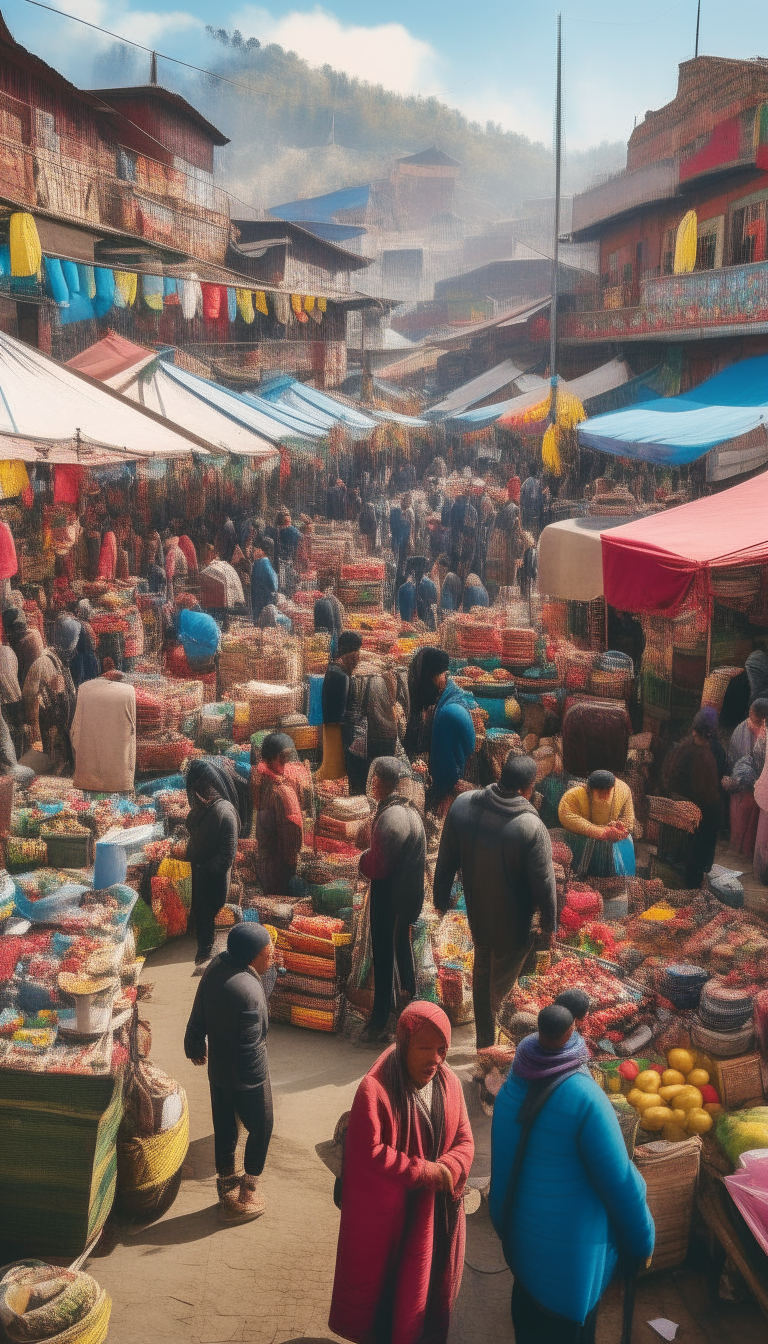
<box><xmin>512</xmin><ymin>1031</ymin><xmax>589</xmax><ymax>1082</ymax></box>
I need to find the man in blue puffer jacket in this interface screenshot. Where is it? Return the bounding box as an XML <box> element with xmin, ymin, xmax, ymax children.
<box><xmin>490</xmin><ymin>1003</ymin><xmax>655</xmax><ymax>1343</ymax></box>
<box><xmin>429</xmin><ymin>673</ymin><xmax>475</xmax><ymax>808</ymax></box>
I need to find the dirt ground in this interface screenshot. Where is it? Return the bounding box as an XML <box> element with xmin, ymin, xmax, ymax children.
<box><xmin>89</xmin><ymin>934</ymin><xmax>766</xmax><ymax>1344</ymax></box>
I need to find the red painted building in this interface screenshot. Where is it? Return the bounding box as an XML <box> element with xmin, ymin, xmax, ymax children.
<box><xmin>564</xmin><ymin>56</ymin><xmax>768</xmax><ymax>385</ymax></box>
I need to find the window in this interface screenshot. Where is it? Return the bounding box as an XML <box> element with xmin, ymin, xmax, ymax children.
<box><xmin>116</xmin><ymin>148</ymin><xmax>137</xmax><ymax>183</ymax></box>
<box><xmin>730</xmin><ymin>200</ymin><xmax>767</xmax><ymax>264</ymax></box>
<box><xmin>695</xmin><ymin>216</ymin><xmax>724</xmax><ymax>271</ymax></box>
<box><xmin>662</xmin><ymin>227</ymin><xmax>676</xmax><ymax>275</ymax></box>
<box><xmin>34</xmin><ymin>108</ymin><xmax>59</xmax><ymax>155</ymax></box>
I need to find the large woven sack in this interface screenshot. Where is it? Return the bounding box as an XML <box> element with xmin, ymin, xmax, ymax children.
<box><xmin>633</xmin><ymin>1136</ymin><xmax>701</xmax><ymax>1272</ymax></box>
<box><xmin>0</xmin><ymin>1263</ymin><xmax>110</xmax><ymax>1344</ymax></box>
<box><xmin>116</xmin><ymin>1091</ymin><xmax>189</xmax><ymax>1219</ymax></box>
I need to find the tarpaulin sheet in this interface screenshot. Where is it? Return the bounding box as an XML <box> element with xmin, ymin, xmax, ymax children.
<box><xmin>66</xmin><ymin>332</ymin><xmax>156</xmax><ymax>391</ymax></box>
<box><xmin>601</xmin><ymin>473</ymin><xmax>768</xmax><ymax>614</ymax></box>
<box><xmin>579</xmin><ymin>354</ymin><xmax>768</xmax><ymax>465</ymax></box>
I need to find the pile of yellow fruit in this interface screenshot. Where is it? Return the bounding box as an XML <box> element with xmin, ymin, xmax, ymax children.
<box><xmin>623</xmin><ymin>1049</ymin><xmax>723</xmax><ymax>1142</ymax></box>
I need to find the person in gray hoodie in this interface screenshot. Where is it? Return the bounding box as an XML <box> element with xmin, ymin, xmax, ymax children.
<box><xmin>433</xmin><ymin>753</ymin><xmax>556</xmax><ymax>1048</ymax></box>
<box><xmin>359</xmin><ymin>757</ymin><xmax>426</xmax><ymax>1042</ymax></box>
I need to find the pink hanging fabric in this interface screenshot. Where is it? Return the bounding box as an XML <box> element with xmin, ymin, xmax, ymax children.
<box><xmin>0</xmin><ymin>522</ymin><xmax>17</xmax><ymax>580</ymax></box>
<box><xmin>53</xmin><ymin>465</ymin><xmax>85</xmax><ymax>505</ymax></box>
<box><xmin>97</xmin><ymin>531</ymin><xmax>117</xmax><ymax>580</ymax></box>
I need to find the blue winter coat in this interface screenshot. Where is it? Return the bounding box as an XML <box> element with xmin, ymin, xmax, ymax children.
<box><xmin>250</xmin><ymin>556</ymin><xmax>278</xmax><ymax>621</ymax></box>
<box><xmin>462</xmin><ymin>582</ymin><xmax>489</xmax><ymax>612</ymax></box>
<box><xmin>397</xmin><ymin>580</ymin><xmax>417</xmax><ymax>622</ymax></box>
<box><xmin>429</xmin><ymin>681</ymin><xmax>475</xmax><ymax>803</ymax></box>
<box><xmin>490</xmin><ymin>1067</ymin><xmax>655</xmax><ymax>1323</ymax></box>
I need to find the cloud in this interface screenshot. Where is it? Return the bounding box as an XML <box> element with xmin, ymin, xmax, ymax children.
<box><xmin>231</xmin><ymin>5</ymin><xmax>441</xmax><ymax>97</ymax></box>
<box><xmin>46</xmin><ymin>0</ymin><xmax>202</xmax><ymax>49</ymax></box>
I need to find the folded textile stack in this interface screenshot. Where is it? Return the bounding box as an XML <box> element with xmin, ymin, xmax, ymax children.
<box><xmin>501</xmin><ymin>626</ymin><xmax>536</xmax><ymax>666</ymax></box>
<box><xmin>270</xmin><ymin>918</ymin><xmax>351</xmax><ymax>1031</ymax></box>
<box><xmin>316</xmin><ymin>794</ymin><xmax>371</xmax><ymax>845</ymax></box>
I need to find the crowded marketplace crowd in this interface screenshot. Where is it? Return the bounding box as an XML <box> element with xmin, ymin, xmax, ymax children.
<box><xmin>1</xmin><ymin>447</ymin><xmax>768</xmax><ymax>1344</ymax></box>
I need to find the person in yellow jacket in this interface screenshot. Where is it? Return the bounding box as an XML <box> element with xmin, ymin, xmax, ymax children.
<box><xmin>558</xmin><ymin>769</ymin><xmax>635</xmax><ymax>877</ymax></box>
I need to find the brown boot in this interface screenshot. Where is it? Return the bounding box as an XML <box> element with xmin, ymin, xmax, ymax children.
<box><xmin>218</xmin><ymin>1173</ymin><xmax>266</xmax><ymax>1224</ymax></box>
<box><xmin>216</xmin><ymin>1172</ymin><xmax>241</xmax><ymax>1221</ymax></box>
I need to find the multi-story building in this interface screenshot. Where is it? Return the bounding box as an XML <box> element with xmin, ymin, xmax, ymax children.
<box><xmin>0</xmin><ymin>12</ymin><xmax>378</xmax><ymax>384</ymax></box>
<box><xmin>563</xmin><ymin>56</ymin><xmax>768</xmax><ymax>386</ymax></box>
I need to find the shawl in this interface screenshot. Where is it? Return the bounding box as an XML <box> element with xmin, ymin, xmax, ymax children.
<box><xmin>254</xmin><ymin>759</ymin><xmax>303</xmax><ymax>828</ymax></box>
<box><xmin>512</xmin><ymin>1031</ymin><xmax>589</xmax><ymax>1082</ymax></box>
<box><xmin>178</xmin><ymin>535</ymin><xmax>199</xmax><ymax>572</ymax></box>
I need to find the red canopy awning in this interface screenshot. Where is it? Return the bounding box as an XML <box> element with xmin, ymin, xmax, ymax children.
<box><xmin>66</xmin><ymin>331</ymin><xmax>156</xmax><ymax>390</ymax></box>
<box><xmin>601</xmin><ymin>474</ymin><xmax>768</xmax><ymax>615</ymax></box>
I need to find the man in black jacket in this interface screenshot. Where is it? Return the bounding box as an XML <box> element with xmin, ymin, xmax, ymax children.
<box><xmin>434</xmin><ymin>753</ymin><xmax>556</xmax><ymax>1048</ymax></box>
<box><xmin>359</xmin><ymin>757</ymin><xmax>426</xmax><ymax>1042</ymax></box>
<box><xmin>185</xmin><ymin>922</ymin><xmax>275</xmax><ymax>1224</ymax></box>
<box><xmin>317</xmin><ymin>630</ymin><xmax>362</xmax><ymax>782</ymax></box>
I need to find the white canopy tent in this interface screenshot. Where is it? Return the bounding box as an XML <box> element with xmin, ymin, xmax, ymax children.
<box><xmin>0</xmin><ymin>330</ymin><xmax>212</xmax><ymax>461</ymax></box>
<box><xmin>538</xmin><ymin>514</ymin><xmax>648</xmax><ymax>601</ymax></box>
<box><xmin>123</xmin><ymin>363</ymin><xmax>279</xmax><ymax>461</ymax></box>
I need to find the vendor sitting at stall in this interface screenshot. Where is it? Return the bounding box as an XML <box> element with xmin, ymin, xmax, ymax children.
<box><xmin>558</xmin><ymin>769</ymin><xmax>635</xmax><ymax>877</ymax></box>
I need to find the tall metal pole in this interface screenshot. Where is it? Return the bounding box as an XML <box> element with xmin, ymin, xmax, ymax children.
<box><xmin>695</xmin><ymin>0</ymin><xmax>701</xmax><ymax>57</ymax></box>
<box><xmin>549</xmin><ymin>14</ymin><xmax>562</xmax><ymax>436</ymax></box>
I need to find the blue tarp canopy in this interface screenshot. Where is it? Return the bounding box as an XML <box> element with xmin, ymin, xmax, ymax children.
<box><xmin>260</xmin><ymin>375</ymin><xmax>429</xmax><ymax>432</ymax></box>
<box><xmin>578</xmin><ymin>354</ymin><xmax>768</xmax><ymax>465</ymax></box>
<box><xmin>268</xmin><ymin>184</ymin><xmax>371</xmax><ymax>222</ymax></box>
<box><xmin>157</xmin><ymin>361</ymin><xmax>326</xmax><ymax>444</ymax></box>
<box><xmin>260</xmin><ymin>376</ymin><xmax>377</xmax><ymax>432</ymax></box>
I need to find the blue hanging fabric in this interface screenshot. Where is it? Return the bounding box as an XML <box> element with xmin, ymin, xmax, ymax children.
<box><xmin>92</xmin><ymin>266</ymin><xmax>115</xmax><ymax>318</ymax></box>
<box><xmin>61</xmin><ymin>259</ymin><xmax>80</xmax><ymax>294</ymax></box>
<box><xmin>44</xmin><ymin>257</ymin><xmax>69</xmax><ymax>307</ymax></box>
<box><xmin>0</xmin><ymin>245</ymin><xmax>10</xmax><ymax>277</ymax></box>
<box><xmin>60</xmin><ymin>264</ymin><xmax>95</xmax><ymax>324</ymax></box>
<box><xmin>227</xmin><ymin>286</ymin><xmax>237</xmax><ymax>322</ymax></box>
<box><xmin>163</xmin><ymin>277</ymin><xmax>177</xmax><ymax>297</ymax></box>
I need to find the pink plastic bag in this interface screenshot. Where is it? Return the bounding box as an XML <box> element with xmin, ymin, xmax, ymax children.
<box><xmin>724</xmin><ymin>1150</ymin><xmax>768</xmax><ymax>1255</ymax></box>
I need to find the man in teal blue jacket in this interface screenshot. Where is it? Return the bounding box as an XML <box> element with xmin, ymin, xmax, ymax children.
<box><xmin>428</xmin><ymin>676</ymin><xmax>475</xmax><ymax>808</ymax></box>
<box><xmin>490</xmin><ymin>1004</ymin><xmax>654</xmax><ymax>1342</ymax></box>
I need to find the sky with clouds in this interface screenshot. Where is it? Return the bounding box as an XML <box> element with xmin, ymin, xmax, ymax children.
<box><xmin>5</xmin><ymin>0</ymin><xmax>768</xmax><ymax>152</ymax></box>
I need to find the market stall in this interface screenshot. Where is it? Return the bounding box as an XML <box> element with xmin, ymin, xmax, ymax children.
<box><xmin>601</xmin><ymin>476</ymin><xmax>768</xmax><ymax>731</ymax></box>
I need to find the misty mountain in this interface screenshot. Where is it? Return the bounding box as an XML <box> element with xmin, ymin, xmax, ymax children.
<box><xmin>93</xmin><ymin>31</ymin><xmax>626</xmax><ymax>219</ymax></box>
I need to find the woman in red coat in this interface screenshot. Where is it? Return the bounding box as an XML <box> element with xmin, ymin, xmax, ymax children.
<box><xmin>329</xmin><ymin>1001</ymin><xmax>474</xmax><ymax>1344</ymax></box>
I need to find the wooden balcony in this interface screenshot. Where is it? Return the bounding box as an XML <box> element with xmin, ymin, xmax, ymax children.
<box><xmin>560</xmin><ymin>261</ymin><xmax>768</xmax><ymax>343</ymax></box>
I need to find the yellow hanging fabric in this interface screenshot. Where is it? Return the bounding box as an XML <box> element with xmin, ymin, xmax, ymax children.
<box><xmin>674</xmin><ymin>209</ymin><xmax>698</xmax><ymax>274</ymax></box>
<box><xmin>541</xmin><ymin>424</ymin><xmax>562</xmax><ymax>476</ymax></box>
<box><xmin>254</xmin><ymin>290</ymin><xmax>269</xmax><ymax>316</ymax></box>
<box><xmin>114</xmin><ymin>271</ymin><xmax>137</xmax><ymax>307</ymax></box>
<box><xmin>318</xmin><ymin>297</ymin><xmax>327</xmax><ymax>313</ymax></box>
<box><xmin>9</xmin><ymin>213</ymin><xmax>41</xmax><ymax>277</ymax></box>
<box><xmin>290</xmin><ymin>294</ymin><xmax>303</xmax><ymax>316</ymax></box>
<box><xmin>237</xmin><ymin>288</ymin><xmax>255</xmax><ymax>323</ymax></box>
<box><xmin>304</xmin><ymin>295</ymin><xmax>315</xmax><ymax>312</ymax></box>
<box><xmin>0</xmin><ymin>460</ymin><xmax>30</xmax><ymax>499</ymax></box>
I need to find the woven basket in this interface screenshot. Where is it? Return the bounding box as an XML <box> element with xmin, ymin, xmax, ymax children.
<box><xmin>634</xmin><ymin>1138</ymin><xmax>701</xmax><ymax>1272</ymax></box>
<box><xmin>135</xmin><ymin>736</ymin><xmax>193</xmax><ymax>774</ymax></box>
<box><xmin>116</xmin><ymin>1091</ymin><xmax>189</xmax><ymax>1217</ymax></box>
<box><xmin>710</xmin><ymin>1053</ymin><xmax>764</xmax><ymax>1107</ymax></box>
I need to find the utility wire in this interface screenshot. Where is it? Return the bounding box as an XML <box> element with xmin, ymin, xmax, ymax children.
<box><xmin>24</xmin><ymin>0</ymin><xmax>254</xmax><ymax>92</ymax></box>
